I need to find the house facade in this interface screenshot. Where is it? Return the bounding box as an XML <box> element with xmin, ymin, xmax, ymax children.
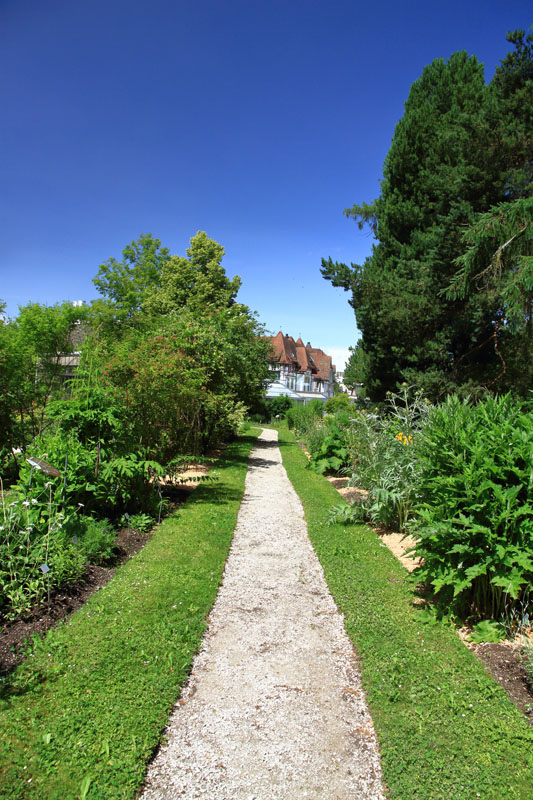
<box><xmin>266</xmin><ymin>332</ymin><xmax>336</xmax><ymax>404</ymax></box>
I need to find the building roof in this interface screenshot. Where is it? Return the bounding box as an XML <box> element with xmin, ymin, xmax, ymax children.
<box><xmin>307</xmin><ymin>346</ymin><xmax>335</xmax><ymax>382</ymax></box>
<box><xmin>268</xmin><ymin>332</ymin><xmax>334</xmax><ymax>378</ymax></box>
<box><xmin>269</xmin><ymin>331</ymin><xmax>299</xmax><ymax>366</ymax></box>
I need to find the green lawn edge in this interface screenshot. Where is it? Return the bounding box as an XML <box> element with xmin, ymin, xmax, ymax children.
<box><xmin>0</xmin><ymin>430</ymin><xmax>259</xmax><ymax>800</ymax></box>
<box><xmin>277</xmin><ymin>427</ymin><xmax>533</xmax><ymax>800</ymax></box>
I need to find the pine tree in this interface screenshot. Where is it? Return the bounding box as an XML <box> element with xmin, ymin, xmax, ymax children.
<box><xmin>323</xmin><ymin>35</ymin><xmax>532</xmax><ymax>401</ymax></box>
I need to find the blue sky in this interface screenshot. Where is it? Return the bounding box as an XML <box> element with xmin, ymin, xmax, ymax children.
<box><xmin>1</xmin><ymin>0</ymin><xmax>531</xmax><ymax>369</ymax></box>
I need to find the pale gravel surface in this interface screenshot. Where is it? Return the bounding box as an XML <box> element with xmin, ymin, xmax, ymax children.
<box><xmin>141</xmin><ymin>429</ymin><xmax>385</xmax><ymax>800</ymax></box>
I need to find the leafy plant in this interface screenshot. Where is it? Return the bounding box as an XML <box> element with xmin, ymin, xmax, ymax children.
<box><xmin>286</xmin><ymin>399</ymin><xmax>323</xmax><ymax>435</ymax></box>
<box><xmin>120</xmin><ymin>512</ymin><xmax>154</xmax><ymax>532</ymax></box>
<box><xmin>521</xmin><ymin>641</ymin><xmax>533</xmax><ymax>689</ymax></box>
<box><xmin>412</xmin><ymin>394</ymin><xmax>533</xmax><ymax>619</ymax></box>
<box><xmin>343</xmin><ymin>387</ymin><xmax>428</xmax><ymax>529</ymax></box>
<box><xmin>0</xmin><ymin>477</ymin><xmax>115</xmax><ymax>619</ymax></box>
<box><xmin>309</xmin><ymin>413</ymin><xmax>350</xmax><ymax>475</ymax></box>
<box><xmin>327</xmin><ymin>500</ymin><xmax>366</xmax><ymax>526</ymax></box>
<box><xmin>469</xmin><ymin>620</ymin><xmax>506</xmax><ymax>643</ymax></box>
<box><xmin>265</xmin><ymin>395</ymin><xmax>294</xmax><ymax>419</ymax></box>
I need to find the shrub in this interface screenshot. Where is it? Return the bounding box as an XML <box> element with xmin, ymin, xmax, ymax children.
<box><xmin>324</xmin><ymin>393</ymin><xmax>352</xmax><ymax>414</ymax></box>
<box><xmin>412</xmin><ymin>394</ymin><xmax>533</xmax><ymax>619</ymax></box>
<box><xmin>286</xmin><ymin>399</ymin><xmax>323</xmax><ymax>434</ymax></box>
<box><xmin>343</xmin><ymin>388</ymin><xmax>428</xmax><ymax>529</ymax></box>
<box><xmin>265</xmin><ymin>395</ymin><xmax>294</xmax><ymax>419</ymax></box>
<box><xmin>308</xmin><ymin>410</ymin><xmax>351</xmax><ymax>475</ymax></box>
<box><xmin>16</xmin><ymin>430</ymin><xmax>164</xmax><ymax>520</ymax></box>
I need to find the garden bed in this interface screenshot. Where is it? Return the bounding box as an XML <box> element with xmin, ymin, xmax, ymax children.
<box><xmin>325</xmin><ymin>473</ymin><xmax>533</xmax><ymax>721</ymax></box>
<box><xmin>0</xmin><ymin>452</ymin><xmax>222</xmax><ymax>676</ymax></box>
<box><xmin>0</xmin><ymin>526</ymin><xmax>150</xmax><ymax>676</ymax></box>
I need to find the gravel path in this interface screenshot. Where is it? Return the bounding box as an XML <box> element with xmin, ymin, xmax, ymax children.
<box><xmin>141</xmin><ymin>429</ymin><xmax>385</xmax><ymax>800</ymax></box>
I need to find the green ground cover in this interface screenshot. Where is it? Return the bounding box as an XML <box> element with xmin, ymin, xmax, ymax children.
<box><xmin>278</xmin><ymin>427</ymin><xmax>533</xmax><ymax>800</ymax></box>
<box><xmin>0</xmin><ymin>431</ymin><xmax>258</xmax><ymax>800</ymax></box>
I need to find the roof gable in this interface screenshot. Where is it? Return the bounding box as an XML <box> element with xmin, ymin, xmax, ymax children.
<box><xmin>268</xmin><ymin>333</ymin><xmax>333</xmax><ymax>378</ymax></box>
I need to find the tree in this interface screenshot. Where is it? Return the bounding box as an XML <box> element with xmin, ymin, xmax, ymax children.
<box><xmin>93</xmin><ymin>234</ymin><xmax>171</xmax><ymax>317</ymax></box>
<box><xmin>447</xmin><ymin>198</ymin><xmax>533</xmax><ymax>393</ymax></box>
<box><xmin>143</xmin><ymin>231</ymin><xmax>241</xmax><ymax>315</ymax></box>
<box><xmin>0</xmin><ymin>302</ymin><xmax>88</xmax><ymax>451</ymax></box>
<box><xmin>323</xmin><ymin>36</ymin><xmax>532</xmax><ymax>400</ymax></box>
<box><xmin>97</xmin><ymin>305</ymin><xmax>270</xmax><ymax>459</ymax></box>
<box><xmin>87</xmin><ymin>230</ymin><xmax>269</xmax><ymax>458</ymax></box>
<box><xmin>489</xmin><ymin>29</ymin><xmax>533</xmax><ymax>200</ymax></box>
<box><xmin>343</xmin><ymin>343</ymin><xmax>369</xmax><ymax>392</ymax></box>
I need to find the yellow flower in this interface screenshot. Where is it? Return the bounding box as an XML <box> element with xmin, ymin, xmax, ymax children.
<box><xmin>395</xmin><ymin>432</ymin><xmax>413</xmax><ymax>445</ymax></box>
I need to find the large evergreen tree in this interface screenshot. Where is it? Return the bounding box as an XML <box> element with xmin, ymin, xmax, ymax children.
<box><xmin>323</xmin><ymin>33</ymin><xmax>532</xmax><ymax>401</ymax></box>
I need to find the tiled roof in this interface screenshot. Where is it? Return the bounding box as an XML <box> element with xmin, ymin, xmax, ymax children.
<box><xmin>268</xmin><ymin>332</ymin><xmax>333</xmax><ymax>377</ymax></box>
<box><xmin>269</xmin><ymin>331</ymin><xmax>299</xmax><ymax>367</ymax></box>
<box><xmin>308</xmin><ymin>346</ymin><xmax>335</xmax><ymax>382</ymax></box>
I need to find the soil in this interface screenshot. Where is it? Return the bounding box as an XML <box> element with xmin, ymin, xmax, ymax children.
<box><xmin>461</xmin><ymin>636</ymin><xmax>533</xmax><ymax>721</ymax></box>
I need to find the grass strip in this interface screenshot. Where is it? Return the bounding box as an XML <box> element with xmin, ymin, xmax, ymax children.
<box><xmin>278</xmin><ymin>427</ymin><xmax>533</xmax><ymax>800</ymax></box>
<box><xmin>0</xmin><ymin>431</ymin><xmax>259</xmax><ymax>800</ymax></box>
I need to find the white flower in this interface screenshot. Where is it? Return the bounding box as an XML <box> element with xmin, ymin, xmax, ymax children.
<box><xmin>22</xmin><ymin>500</ymin><xmax>30</xmax><ymax>507</ymax></box>
<box><xmin>31</xmin><ymin>499</ymin><xmax>38</xmax><ymax>505</ymax></box>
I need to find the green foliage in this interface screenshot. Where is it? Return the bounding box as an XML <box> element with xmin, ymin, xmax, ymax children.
<box><xmin>47</xmin><ymin>382</ymin><xmax>126</xmax><ymax>446</ymax></box>
<box><xmin>120</xmin><ymin>512</ymin><xmax>154</xmax><ymax>532</ymax></box>
<box><xmin>521</xmin><ymin>640</ymin><xmax>533</xmax><ymax>687</ymax></box>
<box><xmin>343</xmin><ymin>388</ymin><xmax>428</xmax><ymax>529</ymax></box>
<box><xmin>0</xmin><ymin>302</ymin><xmax>88</xmax><ymax>451</ymax></box>
<box><xmin>1</xmin><ymin>231</ymin><xmax>269</xmax><ymax>617</ymax></box>
<box><xmin>0</xmin><ymin>481</ymin><xmax>115</xmax><ymax>619</ymax></box>
<box><xmin>0</xmin><ymin>433</ymin><xmax>257</xmax><ymax>799</ymax></box>
<box><xmin>342</xmin><ymin>342</ymin><xmax>368</xmax><ymax>393</ymax></box>
<box><xmin>15</xmin><ymin>427</ymin><xmax>163</xmax><ymax>521</ymax></box>
<box><xmin>93</xmin><ymin>233</ymin><xmax>171</xmax><ymax>317</ymax></box>
<box><xmin>93</xmin><ymin>303</ymin><xmax>268</xmax><ymax>461</ymax></box>
<box><xmin>412</xmin><ymin>394</ymin><xmax>533</xmax><ymax>619</ymax></box>
<box><xmin>323</xmin><ymin>32</ymin><xmax>533</xmax><ymax>400</ymax></box>
<box><xmin>144</xmin><ymin>231</ymin><xmax>241</xmax><ymax>314</ymax></box>
<box><xmin>265</xmin><ymin>395</ymin><xmax>294</xmax><ymax>419</ymax></box>
<box><xmin>285</xmin><ymin>399</ymin><xmax>323</xmax><ymax>433</ymax></box>
<box><xmin>326</xmin><ymin>500</ymin><xmax>366</xmax><ymax>526</ymax></box>
<box><xmin>447</xmin><ymin>197</ymin><xmax>533</xmax><ymax>394</ymax></box>
<box><xmin>323</xmin><ymin>392</ymin><xmax>351</xmax><ymax>413</ymax></box>
<box><xmin>278</xmin><ymin>427</ymin><xmax>533</xmax><ymax>799</ymax></box>
<box><xmin>469</xmin><ymin>620</ymin><xmax>506</xmax><ymax>644</ymax></box>
<box><xmin>308</xmin><ymin>412</ymin><xmax>350</xmax><ymax>475</ymax></box>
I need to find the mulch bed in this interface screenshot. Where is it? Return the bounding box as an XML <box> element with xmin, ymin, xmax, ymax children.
<box><xmin>471</xmin><ymin>642</ymin><xmax>533</xmax><ymax>721</ymax></box>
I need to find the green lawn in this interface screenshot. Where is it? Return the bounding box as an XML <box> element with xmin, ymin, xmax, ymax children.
<box><xmin>0</xmin><ymin>431</ymin><xmax>259</xmax><ymax>800</ymax></box>
<box><xmin>278</xmin><ymin>426</ymin><xmax>533</xmax><ymax>800</ymax></box>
